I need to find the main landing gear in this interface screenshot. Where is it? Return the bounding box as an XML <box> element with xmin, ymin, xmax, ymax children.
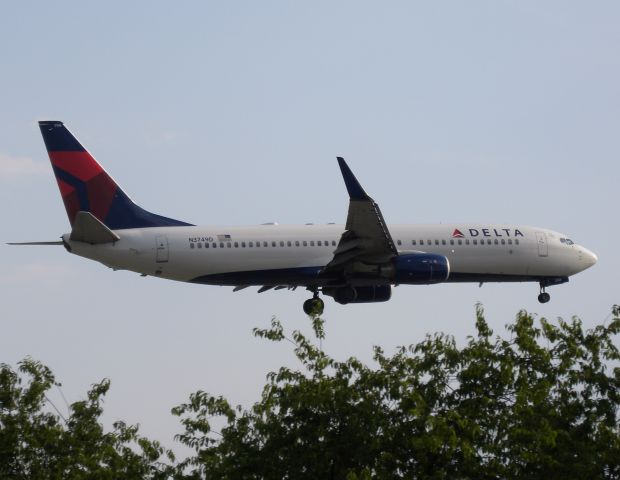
<box><xmin>538</xmin><ymin>283</ymin><xmax>551</xmax><ymax>304</ymax></box>
<box><xmin>303</xmin><ymin>291</ymin><xmax>325</xmax><ymax>315</ymax></box>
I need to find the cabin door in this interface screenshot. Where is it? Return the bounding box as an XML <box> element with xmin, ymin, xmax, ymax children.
<box><xmin>535</xmin><ymin>232</ymin><xmax>548</xmax><ymax>257</ymax></box>
<box><xmin>156</xmin><ymin>236</ymin><xmax>169</xmax><ymax>263</ymax></box>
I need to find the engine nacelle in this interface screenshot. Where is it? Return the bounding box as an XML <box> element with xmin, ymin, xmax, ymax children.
<box><xmin>393</xmin><ymin>253</ymin><xmax>450</xmax><ymax>284</ymax></box>
<box><xmin>328</xmin><ymin>285</ymin><xmax>392</xmax><ymax>304</ymax></box>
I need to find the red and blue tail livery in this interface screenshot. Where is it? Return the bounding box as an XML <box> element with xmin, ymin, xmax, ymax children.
<box><xmin>38</xmin><ymin>121</ymin><xmax>192</xmax><ymax>230</ymax></box>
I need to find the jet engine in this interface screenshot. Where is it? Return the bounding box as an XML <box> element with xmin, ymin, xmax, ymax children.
<box><xmin>327</xmin><ymin>285</ymin><xmax>392</xmax><ymax>305</ymax></box>
<box><xmin>393</xmin><ymin>253</ymin><xmax>450</xmax><ymax>284</ymax></box>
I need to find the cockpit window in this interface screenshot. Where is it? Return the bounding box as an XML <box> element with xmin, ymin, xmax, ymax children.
<box><xmin>560</xmin><ymin>238</ymin><xmax>575</xmax><ymax>245</ymax></box>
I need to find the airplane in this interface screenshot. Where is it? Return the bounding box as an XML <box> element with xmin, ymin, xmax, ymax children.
<box><xmin>9</xmin><ymin>121</ymin><xmax>597</xmax><ymax>315</ymax></box>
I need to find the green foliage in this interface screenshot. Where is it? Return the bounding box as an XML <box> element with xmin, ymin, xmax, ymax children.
<box><xmin>0</xmin><ymin>358</ymin><xmax>173</xmax><ymax>479</ymax></box>
<box><xmin>172</xmin><ymin>307</ymin><xmax>620</xmax><ymax>479</ymax></box>
<box><xmin>3</xmin><ymin>306</ymin><xmax>620</xmax><ymax>479</ymax></box>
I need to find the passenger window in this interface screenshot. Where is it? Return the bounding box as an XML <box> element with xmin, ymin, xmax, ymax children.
<box><xmin>256</xmin><ymin>242</ymin><xmax>260</xmax><ymax>248</ymax></box>
<box><xmin>508</xmin><ymin>239</ymin><xmax>513</xmax><ymax>245</ymax></box>
<box><xmin>397</xmin><ymin>240</ymin><xmax>402</xmax><ymax>246</ymax></box>
<box><xmin>263</xmin><ymin>241</ymin><xmax>268</xmax><ymax>247</ymax></box>
<box><xmin>190</xmin><ymin>243</ymin><xmax>195</xmax><ymax>249</ymax></box>
<box><xmin>295</xmin><ymin>241</ymin><xmax>300</xmax><ymax>247</ymax></box>
<box><xmin>303</xmin><ymin>241</ymin><xmax>308</xmax><ymax>247</ymax></box>
<box><xmin>494</xmin><ymin>239</ymin><xmax>498</xmax><ymax>245</ymax></box>
<box><xmin>465</xmin><ymin>239</ymin><xmax>470</xmax><ymax>245</ymax></box>
<box><xmin>501</xmin><ymin>239</ymin><xmax>506</xmax><ymax>245</ymax></box>
<box><xmin>227</xmin><ymin>242</ymin><xmax>231</xmax><ymax>248</ymax></box>
<box><xmin>332</xmin><ymin>240</ymin><xmax>336</xmax><ymax>246</ymax></box>
<box><xmin>212</xmin><ymin>243</ymin><xmax>217</xmax><ymax>248</ymax></box>
<box><xmin>287</xmin><ymin>241</ymin><xmax>292</xmax><ymax>247</ymax></box>
<box><xmin>450</xmin><ymin>239</ymin><xmax>454</xmax><ymax>245</ymax></box>
<box><xmin>220</xmin><ymin>242</ymin><xmax>224</xmax><ymax>248</ymax></box>
<box><xmin>487</xmin><ymin>239</ymin><xmax>491</xmax><ymax>245</ymax></box>
<box><xmin>234</xmin><ymin>242</ymin><xmax>239</xmax><ymax>248</ymax></box>
<box><xmin>515</xmin><ymin>239</ymin><xmax>519</xmax><ymax>245</ymax></box>
<box><xmin>197</xmin><ymin>243</ymin><xmax>202</xmax><ymax>249</ymax></box>
<box><xmin>419</xmin><ymin>240</ymin><xmax>424</xmax><ymax>245</ymax></box>
<box><xmin>412</xmin><ymin>240</ymin><xmax>417</xmax><ymax>245</ymax></box>
<box><xmin>317</xmin><ymin>240</ymin><xmax>322</xmax><ymax>246</ymax></box>
<box><xmin>473</xmin><ymin>239</ymin><xmax>477</xmax><ymax>245</ymax></box>
<box><xmin>441</xmin><ymin>239</ymin><xmax>446</xmax><ymax>245</ymax></box>
<box><xmin>435</xmin><ymin>240</ymin><xmax>439</xmax><ymax>245</ymax></box>
<box><xmin>205</xmin><ymin>243</ymin><xmax>209</xmax><ymax>248</ymax></box>
<box><xmin>272</xmin><ymin>241</ymin><xmax>276</xmax><ymax>247</ymax></box>
<box><xmin>427</xmin><ymin>240</ymin><xmax>432</xmax><ymax>245</ymax></box>
<box><xmin>242</xmin><ymin>242</ymin><xmax>246</xmax><ymax>247</ymax></box>
<box><xmin>310</xmin><ymin>241</ymin><xmax>314</xmax><ymax>246</ymax></box>
<box><xmin>247</xmin><ymin>241</ymin><xmax>252</xmax><ymax>247</ymax></box>
<box><xmin>458</xmin><ymin>239</ymin><xmax>462</xmax><ymax>245</ymax></box>
<box><xmin>280</xmin><ymin>241</ymin><xmax>284</xmax><ymax>247</ymax></box>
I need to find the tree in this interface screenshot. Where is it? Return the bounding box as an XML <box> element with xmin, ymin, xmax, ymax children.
<box><xmin>3</xmin><ymin>306</ymin><xmax>620</xmax><ymax>479</ymax></box>
<box><xmin>172</xmin><ymin>307</ymin><xmax>620</xmax><ymax>479</ymax></box>
<box><xmin>0</xmin><ymin>358</ymin><xmax>173</xmax><ymax>479</ymax></box>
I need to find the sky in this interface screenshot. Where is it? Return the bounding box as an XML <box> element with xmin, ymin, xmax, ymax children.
<box><xmin>1</xmin><ymin>1</ymin><xmax>619</xmax><ymax>455</ymax></box>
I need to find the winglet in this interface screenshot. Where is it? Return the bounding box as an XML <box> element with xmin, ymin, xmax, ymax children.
<box><xmin>337</xmin><ymin>157</ymin><xmax>368</xmax><ymax>200</ymax></box>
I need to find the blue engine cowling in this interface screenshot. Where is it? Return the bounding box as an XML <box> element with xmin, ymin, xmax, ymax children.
<box><xmin>393</xmin><ymin>253</ymin><xmax>450</xmax><ymax>284</ymax></box>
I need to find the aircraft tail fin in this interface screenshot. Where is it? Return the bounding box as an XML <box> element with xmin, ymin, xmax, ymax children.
<box><xmin>38</xmin><ymin>121</ymin><xmax>193</xmax><ymax>230</ymax></box>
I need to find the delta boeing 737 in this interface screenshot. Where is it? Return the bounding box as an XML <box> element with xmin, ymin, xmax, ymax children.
<box><xmin>10</xmin><ymin>121</ymin><xmax>597</xmax><ymax>315</ymax></box>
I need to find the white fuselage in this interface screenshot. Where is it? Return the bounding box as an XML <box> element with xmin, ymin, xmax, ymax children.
<box><xmin>33</xmin><ymin>122</ymin><xmax>597</xmax><ymax>308</ymax></box>
<box><xmin>63</xmin><ymin>223</ymin><xmax>597</xmax><ymax>287</ymax></box>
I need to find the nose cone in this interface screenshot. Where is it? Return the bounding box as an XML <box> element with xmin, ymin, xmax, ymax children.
<box><xmin>581</xmin><ymin>247</ymin><xmax>598</xmax><ymax>269</ymax></box>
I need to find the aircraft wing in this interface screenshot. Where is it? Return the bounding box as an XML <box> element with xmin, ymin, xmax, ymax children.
<box><xmin>324</xmin><ymin>158</ymin><xmax>398</xmax><ymax>273</ymax></box>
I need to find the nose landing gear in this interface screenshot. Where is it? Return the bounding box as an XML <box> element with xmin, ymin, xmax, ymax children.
<box><xmin>538</xmin><ymin>283</ymin><xmax>551</xmax><ymax>304</ymax></box>
<box><xmin>537</xmin><ymin>277</ymin><xmax>568</xmax><ymax>304</ymax></box>
<box><xmin>303</xmin><ymin>291</ymin><xmax>325</xmax><ymax>315</ymax></box>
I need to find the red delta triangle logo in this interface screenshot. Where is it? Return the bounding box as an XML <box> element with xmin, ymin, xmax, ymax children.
<box><xmin>452</xmin><ymin>229</ymin><xmax>465</xmax><ymax>238</ymax></box>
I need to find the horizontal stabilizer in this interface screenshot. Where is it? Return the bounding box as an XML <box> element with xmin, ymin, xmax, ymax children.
<box><xmin>7</xmin><ymin>241</ymin><xmax>63</xmax><ymax>246</ymax></box>
<box><xmin>70</xmin><ymin>211</ymin><xmax>120</xmax><ymax>244</ymax></box>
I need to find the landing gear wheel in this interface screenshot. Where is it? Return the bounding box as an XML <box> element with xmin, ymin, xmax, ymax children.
<box><xmin>303</xmin><ymin>297</ymin><xmax>324</xmax><ymax>316</ymax></box>
<box><xmin>538</xmin><ymin>282</ymin><xmax>551</xmax><ymax>304</ymax></box>
<box><xmin>538</xmin><ymin>292</ymin><xmax>551</xmax><ymax>303</ymax></box>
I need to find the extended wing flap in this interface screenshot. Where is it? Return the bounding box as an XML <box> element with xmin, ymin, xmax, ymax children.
<box><xmin>326</xmin><ymin>247</ymin><xmax>365</xmax><ymax>268</ymax></box>
<box><xmin>332</xmin><ymin>236</ymin><xmax>366</xmax><ymax>255</ymax></box>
